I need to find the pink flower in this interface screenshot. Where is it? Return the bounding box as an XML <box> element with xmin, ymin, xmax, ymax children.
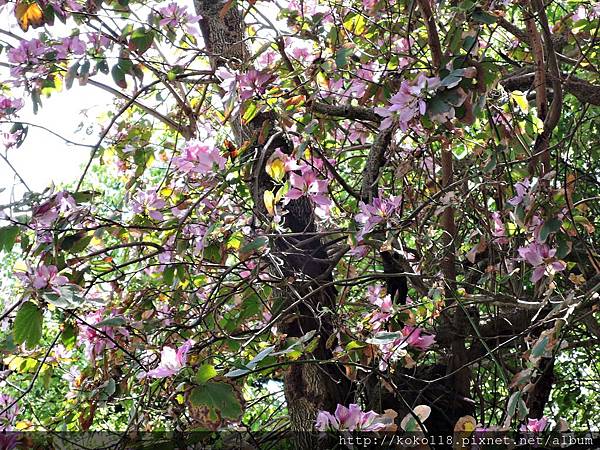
<box><xmin>239</xmin><ymin>69</ymin><xmax>271</xmax><ymax>100</ymax></box>
<box><xmin>87</xmin><ymin>32</ymin><xmax>111</xmax><ymax>53</ymax></box>
<box><xmin>30</xmin><ymin>191</ymin><xmax>78</xmax><ymax>230</ymax></box>
<box><xmin>158</xmin><ymin>2</ymin><xmax>201</xmax><ymax>32</ymax></box>
<box><xmin>78</xmin><ymin>309</ymin><xmax>129</xmax><ymax>360</ymax></box>
<box><xmin>315</xmin><ymin>410</ymin><xmax>339</xmax><ymax>431</ymax></box>
<box><xmin>347</xmin><ymin>244</ymin><xmax>370</xmax><ymax>257</ymax></box>
<box><xmin>316</xmin><ymin>404</ymin><xmax>386</xmax><ymax>432</ymax></box>
<box><xmin>520</xmin><ymin>417</ymin><xmax>548</xmax><ymax>433</ymax></box>
<box><xmin>131</xmin><ymin>189</ymin><xmax>166</xmax><ymax>221</ymax></box>
<box><xmin>43</xmin><ymin>0</ymin><xmax>83</xmax><ymax>19</ymax></box>
<box><xmin>572</xmin><ymin>5</ymin><xmax>586</xmax><ymax>21</ymax></box>
<box><xmin>508</xmin><ymin>179</ymin><xmax>531</xmax><ymax>206</ymax></box>
<box><xmin>54</xmin><ymin>36</ymin><xmax>86</xmax><ymax>60</ymax></box>
<box><xmin>355</xmin><ymin>194</ymin><xmax>402</xmax><ymax>240</ymax></box>
<box><xmin>401</xmin><ymin>325</ymin><xmax>436</xmax><ymax>351</ymax></box>
<box><xmin>8</xmin><ymin>39</ymin><xmax>47</xmax><ymax>66</ymax></box>
<box><xmin>0</xmin><ymin>394</ymin><xmax>19</xmax><ymax>430</ymax></box>
<box><xmin>375</xmin><ymin>73</ymin><xmax>440</xmax><ymax>130</ymax></box>
<box><xmin>0</xmin><ymin>95</ymin><xmax>24</xmax><ymax>118</ymax></box>
<box><xmin>518</xmin><ymin>242</ymin><xmax>566</xmax><ymax>283</ymax></box>
<box><xmin>2</xmin><ymin>131</ymin><xmax>21</xmax><ymax>149</ymax></box>
<box><xmin>285</xmin><ymin>170</ymin><xmax>332</xmax><ymax>209</ymax></box>
<box><xmin>347</xmin><ymin>122</ymin><xmax>370</xmax><ymax>144</ymax></box>
<box><xmin>368</xmin><ymin>285</ymin><xmax>394</xmax><ymax>332</ymax></box>
<box><xmin>173</xmin><ymin>141</ymin><xmax>226</xmax><ymax>176</ymax></box>
<box><xmin>491</xmin><ymin>212</ymin><xmax>508</xmax><ymax>245</ymax></box>
<box><xmin>16</xmin><ymin>263</ymin><xmax>69</xmax><ymax>292</ymax></box>
<box><xmin>372</xmin><ymin>335</ymin><xmax>409</xmax><ymax>370</ymax></box>
<box><xmin>0</xmin><ymin>433</ymin><xmax>19</xmax><ymax>450</ymax></box>
<box><xmin>139</xmin><ymin>339</ymin><xmax>194</xmax><ymax>379</ymax></box>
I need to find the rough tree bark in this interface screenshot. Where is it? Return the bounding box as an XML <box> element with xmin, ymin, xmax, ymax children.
<box><xmin>193</xmin><ymin>1</ymin><xmax>349</xmax><ymax>446</ymax></box>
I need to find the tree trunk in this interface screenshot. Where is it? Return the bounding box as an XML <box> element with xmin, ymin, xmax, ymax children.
<box><xmin>192</xmin><ymin>2</ymin><xmax>349</xmax><ymax>445</ymax></box>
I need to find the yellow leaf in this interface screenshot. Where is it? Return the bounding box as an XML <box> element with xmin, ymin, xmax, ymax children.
<box><xmin>343</xmin><ymin>13</ymin><xmax>366</xmax><ymax>35</ymax></box>
<box><xmin>264</xmin><ymin>190</ymin><xmax>275</xmax><ymax>216</ymax></box>
<box><xmin>511</xmin><ymin>90</ymin><xmax>529</xmax><ymax>113</ymax></box>
<box><xmin>266</xmin><ymin>158</ymin><xmax>286</xmax><ymax>182</ymax></box>
<box><xmin>15</xmin><ymin>1</ymin><xmax>45</xmax><ymax>32</ymax></box>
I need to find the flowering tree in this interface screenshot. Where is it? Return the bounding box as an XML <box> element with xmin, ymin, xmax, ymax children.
<box><xmin>1</xmin><ymin>0</ymin><xmax>600</xmax><ymax>447</ymax></box>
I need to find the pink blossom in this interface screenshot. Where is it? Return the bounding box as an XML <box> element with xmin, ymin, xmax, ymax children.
<box><xmin>62</xmin><ymin>366</ymin><xmax>81</xmax><ymax>398</ymax></box>
<box><xmin>491</xmin><ymin>212</ymin><xmax>508</xmax><ymax>245</ymax></box>
<box><xmin>322</xmin><ymin>77</ymin><xmax>345</xmax><ymax>99</ymax></box>
<box><xmin>131</xmin><ymin>189</ymin><xmax>166</xmax><ymax>221</ymax></box>
<box><xmin>54</xmin><ymin>36</ymin><xmax>86</xmax><ymax>60</ymax></box>
<box><xmin>183</xmin><ymin>223</ymin><xmax>207</xmax><ymax>255</ymax></box>
<box><xmin>271</xmin><ymin>148</ymin><xmax>302</xmax><ymax>172</ymax></box>
<box><xmin>377</xmin><ymin>338</ymin><xmax>408</xmax><ymax>370</ymax></box>
<box><xmin>347</xmin><ymin>122</ymin><xmax>370</xmax><ymax>144</ymax></box>
<box><xmin>1</xmin><ymin>131</ymin><xmax>21</xmax><ymax>149</ymax></box>
<box><xmin>78</xmin><ymin>309</ymin><xmax>129</xmax><ymax>360</ymax></box>
<box><xmin>158</xmin><ymin>2</ymin><xmax>201</xmax><ymax>32</ymax></box>
<box><xmin>0</xmin><ymin>433</ymin><xmax>19</xmax><ymax>450</ymax></box>
<box><xmin>375</xmin><ymin>73</ymin><xmax>440</xmax><ymax>130</ymax></box>
<box><xmin>173</xmin><ymin>141</ymin><xmax>226</xmax><ymax>176</ymax></box>
<box><xmin>367</xmin><ymin>285</ymin><xmax>393</xmax><ymax>331</ymax></box>
<box><xmin>401</xmin><ymin>325</ymin><xmax>436</xmax><ymax>351</ymax></box>
<box><xmin>0</xmin><ymin>394</ymin><xmax>19</xmax><ymax>430</ymax></box>
<box><xmin>520</xmin><ymin>417</ymin><xmax>548</xmax><ymax>433</ymax></box>
<box><xmin>0</xmin><ymin>95</ymin><xmax>24</xmax><ymax>118</ymax></box>
<box><xmin>355</xmin><ymin>194</ymin><xmax>402</xmax><ymax>240</ymax></box>
<box><xmin>315</xmin><ymin>404</ymin><xmax>386</xmax><ymax>432</ymax></box>
<box><xmin>285</xmin><ymin>170</ymin><xmax>332</xmax><ymax>209</ymax></box>
<box><xmin>43</xmin><ymin>0</ymin><xmax>84</xmax><ymax>19</ymax></box>
<box><xmin>15</xmin><ymin>263</ymin><xmax>69</xmax><ymax>292</ymax></box>
<box><xmin>239</xmin><ymin>69</ymin><xmax>271</xmax><ymax>101</ymax></box>
<box><xmin>288</xmin><ymin>0</ymin><xmax>333</xmax><ymax>22</ymax></box>
<box><xmin>257</xmin><ymin>50</ymin><xmax>278</xmax><ymax>68</ymax></box>
<box><xmin>518</xmin><ymin>242</ymin><xmax>566</xmax><ymax>283</ymax></box>
<box><xmin>8</xmin><ymin>39</ymin><xmax>48</xmax><ymax>66</ymax></box>
<box><xmin>347</xmin><ymin>244</ymin><xmax>370</xmax><ymax>257</ymax></box>
<box><xmin>572</xmin><ymin>5</ymin><xmax>586</xmax><ymax>21</ymax></box>
<box><xmin>139</xmin><ymin>339</ymin><xmax>194</xmax><ymax>379</ymax></box>
<box><xmin>508</xmin><ymin>178</ymin><xmax>531</xmax><ymax>206</ymax></box>
<box><xmin>30</xmin><ymin>191</ymin><xmax>78</xmax><ymax>230</ymax></box>
<box><xmin>87</xmin><ymin>32</ymin><xmax>111</xmax><ymax>53</ymax></box>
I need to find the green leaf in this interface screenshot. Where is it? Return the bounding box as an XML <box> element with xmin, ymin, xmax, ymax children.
<box><xmin>95</xmin><ymin>317</ymin><xmax>127</xmax><ymax>328</ymax></box>
<box><xmin>65</xmin><ymin>63</ymin><xmax>79</xmax><ymax>90</ymax></box>
<box><xmin>242</xmin><ymin>101</ymin><xmax>260</xmax><ymax>123</ymax></box>
<box><xmin>335</xmin><ymin>44</ymin><xmax>354</xmax><ymax>68</ymax></box>
<box><xmin>129</xmin><ymin>27</ymin><xmax>155</xmax><ymax>55</ymax></box>
<box><xmin>511</xmin><ymin>90</ymin><xmax>529</xmax><ymax>113</ymax></box>
<box><xmin>111</xmin><ymin>64</ymin><xmax>127</xmax><ymax>89</ymax></box>
<box><xmin>539</xmin><ymin>218</ymin><xmax>561</xmax><ymax>243</ymax></box>
<box><xmin>196</xmin><ymin>364</ymin><xmax>218</xmax><ymax>384</ymax></box>
<box><xmin>189</xmin><ymin>382</ymin><xmax>243</xmax><ymax>421</ymax></box>
<box><xmin>440</xmin><ymin>69</ymin><xmax>467</xmax><ymax>89</ymax></box>
<box><xmin>0</xmin><ymin>226</ymin><xmax>19</xmax><ymax>253</ymax></box>
<box><xmin>13</xmin><ymin>302</ymin><xmax>43</xmax><ymax>349</ymax></box>
<box><xmin>225</xmin><ymin>345</ymin><xmax>276</xmax><ymax>377</ymax></box>
<box><xmin>239</xmin><ymin>236</ymin><xmax>269</xmax><ymax>255</ymax></box>
<box><xmin>472</xmin><ymin>10</ymin><xmax>496</xmax><ymax>24</ymax></box>
<box><xmin>366</xmin><ymin>331</ymin><xmax>403</xmax><ymax>345</ymax></box>
<box><xmin>61</xmin><ymin>322</ymin><xmax>77</xmax><ymax>348</ymax></box>
<box><xmin>507</xmin><ymin>391</ymin><xmax>521</xmax><ymax>418</ymax></box>
<box><xmin>531</xmin><ymin>335</ymin><xmax>549</xmax><ymax>359</ymax></box>
<box><xmin>42</xmin><ymin>285</ymin><xmax>85</xmax><ymax>309</ymax></box>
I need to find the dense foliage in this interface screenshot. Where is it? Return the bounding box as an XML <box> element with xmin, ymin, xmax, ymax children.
<box><xmin>1</xmin><ymin>0</ymin><xmax>600</xmax><ymax>447</ymax></box>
